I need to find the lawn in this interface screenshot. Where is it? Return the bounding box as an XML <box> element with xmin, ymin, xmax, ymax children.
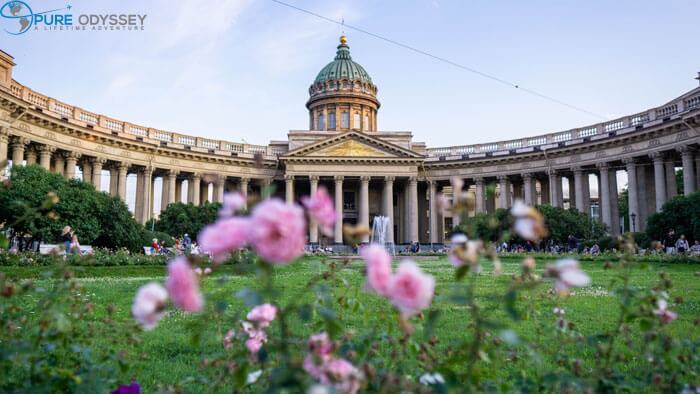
<box><xmin>2</xmin><ymin>255</ymin><xmax>699</xmax><ymax>392</ymax></box>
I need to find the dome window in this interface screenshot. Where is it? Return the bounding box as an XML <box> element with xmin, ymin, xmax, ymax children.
<box><xmin>341</xmin><ymin>112</ymin><xmax>349</xmax><ymax>129</ymax></box>
<box><xmin>329</xmin><ymin>112</ymin><xmax>336</xmax><ymax>129</ymax></box>
<box><xmin>318</xmin><ymin>114</ymin><xmax>325</xmax><ymax>130</ymax></box>
<box><xmin>354</xmin><ymin>112</ymin><xmax>361</xmax><ymax>130</ymax></box>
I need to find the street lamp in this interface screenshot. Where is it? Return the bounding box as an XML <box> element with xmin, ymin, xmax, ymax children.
<box><xmin>630</xmin><ymin>213</ymin><xmax>637</xmax><ymax>233</ymax></box>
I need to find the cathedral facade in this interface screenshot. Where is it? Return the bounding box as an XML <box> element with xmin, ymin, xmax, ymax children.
<box><xmin>1</xmin><ymin>38</ymin><xmax>699</xmax><ymax>246</ymax></box>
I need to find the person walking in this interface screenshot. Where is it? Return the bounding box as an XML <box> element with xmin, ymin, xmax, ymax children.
<box><xmin>183</xmin><ymin>233</ymin><xmax>192</xmax><ymax>254</ymax></box>
<box><xmin>61</xmin><ymin>226</ymin><xmax>73</xmax><ymax>255</ymax></box>
<box><xmin>675</xmin><ymin>235</ymin><xmax>689</xmax><ymax>255</ymax></box>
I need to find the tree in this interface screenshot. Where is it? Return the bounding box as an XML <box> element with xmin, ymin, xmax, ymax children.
<box><xmin>456</xmin><ymin>205</ymin><xmax>607</xmax><ymax>245</ymax></box>
<box><xmin>155</xmin><ymin>202</ymin><xmax>221</xmax><ymax>240</ymax></box>
<box><xmin>646</xmin><ymin>191</ymin><xmax>700</xmax><ymax>244</ymax></box>
<box><xmin>0</xmin><ymin>165</ymin><xmax>143</xmax><ymax>251</ymax></box>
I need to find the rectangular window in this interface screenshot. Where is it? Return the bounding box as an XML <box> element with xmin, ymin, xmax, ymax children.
<box><xmin>364</xmin><ymin>115</ymin><xmax>369</xmax><ymax>130</ymax></box>
<box><xmin>341</xmin><ymin>112</ymin><xmax>349</xmax><ymax>128</ymax></box>
<box><xmin>329</xmin><ymin>113</ymin><xmax>336</xmax><ymax>129</ymax></box>
<box><xmin>318</xmin><ymin>114</ymin><xmax>325</xmax><ymax>130</ymax></box>
<box><xmin>354</xmin><ymin>113</ymin><xmax>361</xmax><ymax>129</ymax></box>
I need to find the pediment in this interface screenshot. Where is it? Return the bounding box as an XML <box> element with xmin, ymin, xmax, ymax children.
<box><xmin>282</xmin><ymin>131</ymin><xmax>423</xmax><ymax>159</ymax></box>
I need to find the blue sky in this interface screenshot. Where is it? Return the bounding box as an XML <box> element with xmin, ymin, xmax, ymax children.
<box><xmin>2</xmin><ymin>0</ymin><xmax>698</xmax><ymax>148</ymax></box>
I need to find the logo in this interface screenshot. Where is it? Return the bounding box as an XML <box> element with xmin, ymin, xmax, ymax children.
<box><xmin>0</xmin><ymin>1</ymin><xmax>146</xmax><ymax>35</ymax></box>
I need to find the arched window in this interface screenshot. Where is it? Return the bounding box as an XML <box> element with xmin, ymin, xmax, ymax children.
<box><xmin>363</xmin><ymin>114</ymin><xmax>369</xmax><ymax>130</ymax></box>
<box><xmin>329</xmin><ymin>112</ymin><xmax>336</xmax><ymax>129</ymax></box>
<box><xmin>318</xmin><ymin>113</ymin><xmax>325</xmax><ymax>130</ymax></box>
<box><xmin>354</xmin><ymin>112</ymin><xmax>361</xmax><ymax>130</ymax></box>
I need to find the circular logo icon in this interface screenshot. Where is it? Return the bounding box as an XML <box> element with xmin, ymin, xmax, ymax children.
<box><xmin>0</xmin><ymin>1</ymin><xmax>34</xmax><ymax>35</ymax></box>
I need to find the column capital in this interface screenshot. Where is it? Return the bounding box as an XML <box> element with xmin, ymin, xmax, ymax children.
<box><xmin>677</xmin><ymin>146</ymin><xmax>695</xmax><ymax>156</ymax></box>
<box><xmin>141</xmin><ymin>166</ymin><xmax>154</xmax><ymax>175</ymax></box>
<box><xmin>522</xmin><ymin>172</ymin><xmax>533</xmax><ymax>179</ymax></box>
<box><xmin>334</xmin><ymin>175</ymin><xmax>344</xmax><ymax>182</ymax></box>
<box><xmin>497</xmin><ymin>175</ymin><xmax>508</xmax><ymax>181</ymax></box>
<box><xmin>285</xmin><ymin>174</ymin><xmax>295</xmax><ymax>181</ymax></box>
<box><xmin>117</xmin><ymin>162</ymin><xmax>131</xmax><ymax>171</ymax></box>
<box><xmin>622</xmin><ymin>157</ymin><xmax>637</xmax><ymax>166</ymax></box>
<box><xmin>571</xmin><ymin>166</ymin><xmax>584</xmax><ymax>174</ymax></box>
<box><xmin>10</xmin><ymin>136</ymin><xmax>29</xmax><ymax>147</ymax></box>
<box><xmin>63</xmin><ymin>151</ymin><xmax>82</xmax><ymax>160</ymax></box>
<box><xmin>90</xmin><ymin>157</ymin><xmax>107</xmax><ymax>165</ymax></box>
<box><xmin>360</xmin><ymin>175</ymin><xmax>371</xmax><ymax>182</ymax></box>
<box><xmin>408</xmin><ymin>176</ymin><xmax>418</xmax><ymax>183</ymax></box>
<box><xmin>239</xmin><ymin>176</ymin><xmax>249</xmax><ymax>183</ymax></box>
<box><xmin>167</xmin><ymin>169</ymin><xmax>180</xmax><ymax>176</ymax></box>
<box><xmin>474</xmin><ymin>176</ymin><xmax>484</xmax><ymax>184</ymax></box>
<box><xmin>37</xmin><ymin>145</ymin><xmax>56</xmax><ymax>154</ymax></box>
<box><xmin>309</xmin><ymin>175</ymin><xmax>319</xmax><ymax>182</ymax></box>
<box><xmin>595</xmin><ymin>162</ymin><xmax>610</xmax><ymax>170</ymax></box>
<box><xmin>0</xmin><ymin>126</ymin><xmax>9</xmax><ymax>137</ymax></box>
<box><xmin>384</xmin><ymin>176</ymin><xmax>395</xmax><ymax>182</ymax></box>
<box><xmin>190</xmin><ymin>172</ymin><xmax>201</xmax><ymax>180</ymax></box>
<box><xmin>648</xmin><ymin>151</ymin><xmax>664</xmax><ymax>161</ymax></box>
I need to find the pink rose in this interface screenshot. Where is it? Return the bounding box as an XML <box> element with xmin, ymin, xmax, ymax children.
<box><xmin>308</xmin><ymin>332</ymin><xmax>333</xmax><ymax>356</ymax></box>
<box><xmin>653</xmin><ymin>299</ymin><xmax>678</xmax><ymax>324</ymax></box>
<box><xmin>361</xmin><ymin>244</ymin><xmax>393</xmax><ymax>296</ymax></box>
<box><xmin>323</xmin><ymin>358</ymin><xmax>362</xmax><ymax>394</ymax></box>
<box><xmin>220</xmin><ymin>192</ymin><xmax>246</xmax><ymax>216</ymax></box>
<box><xmin>303</xmin><ymin>354</ymin><xmax>326</xmax><ymax>380</ymax></box>
<box><xmin>198</xmin><ymin>217</ymin><xmax>249</xmax><ymax>264</ymax></box>
<box><xmin>246</xmin><ymin>303</ymin><xmax>278</xmax><ymax>327</ymax></box>
<box><xmin>246</xmin><ymin>337</ymin><xmax>264</xmax><ymax>354</ymax></box>
<box><xmin>546</xmin><ymin>259</ymin><xmax>591</xmax><ymax>295</ymax></box>
<box><xmin>249</xmin><ymin>198</ymin><xmax>306</xmax><ymax>264</ymax></box>
<box><xmin>223</xmin><ymin>329</ymin><xmax>235</xmax><ymax>350</ymax></box>
<box><xmin>165</xmin><ymin>257</ymin><xmax>203</xmax><ymax>312</ymax></box>
<box><xmin>388</xmin><ymin>261</ymin><xmax>435</xmax><ymax>317</ymax></box>
<box><xmin>301</xmin><ymin>186</ymin><xmax>336</xmax><ymax>237</ymax></box>
<box><xmin>132</xmin><ymin>282</ymin><xmax>168</xmax><ymax>330</ymax></box>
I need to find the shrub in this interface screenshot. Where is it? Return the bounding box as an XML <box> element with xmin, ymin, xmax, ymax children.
<box><xmin>646</xmin><ymin>191</ymin><xmax>700</xmax><ymax>244</ymax></box>
<box><xmin>153</xmin><ymin>201</ymin><xmax>220</xmax><ymax>239</ymax></box>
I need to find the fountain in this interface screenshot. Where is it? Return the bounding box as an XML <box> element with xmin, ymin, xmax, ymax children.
<box><xmin>370</xmin><ymin>216</ymin><xmax>395</xmax><ymax>255</ymax></box>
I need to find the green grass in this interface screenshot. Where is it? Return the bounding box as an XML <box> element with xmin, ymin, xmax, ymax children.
<box><xmin>2</xmin><ymin>256</ymin><xmax>699</xmax><ymax>392</ymax></box>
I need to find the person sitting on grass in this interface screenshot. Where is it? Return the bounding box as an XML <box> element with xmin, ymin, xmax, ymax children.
<box><xmin>151</xmin><ymin>238</ymin><xmax>160</xmax><ymax>255</ymax></box>
<box><xmin>590</xmin><ymin>243</ymin><xmax>600</xmax><ymax>255</ymax></box>
<box><xmin>70</xmin><ymin>234</ymin><xmax>81</xmax><ymax>255</ymax></box>
<box><xmin>691</xmin><ymin>240</ymin><xmax>700</xmax><ymax>256</ymax></box>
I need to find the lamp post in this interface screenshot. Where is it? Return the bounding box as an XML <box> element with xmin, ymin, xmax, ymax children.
<box><xmin>630</xmin><ymin>213</ymin><xmax>637</xmax><ymax>233</ymax></box>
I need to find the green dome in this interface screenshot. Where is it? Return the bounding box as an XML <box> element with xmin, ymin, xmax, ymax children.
<box><xmin>314</xmin><ymin>37</ymin><xmax>373</xmax><ymax>84</ymax></box>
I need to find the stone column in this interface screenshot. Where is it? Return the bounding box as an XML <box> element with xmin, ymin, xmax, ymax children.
<box><xmin>651</xmin><ymin>153</ymin><xmax>667</xmax><ymax>211</ymax></box>
<box><xmin>522</xmin><ymin>173</ymin><xmax>534</xmax><ymax>205</ymax></box>
<box><xmin>285</xmin><ymin>175</ymin><xmax>295</xmax><ymax>204</ymax></box>
<box><xmin>81</xmin><ymin>159</ymin><xmax>92</xmax><ymax>185</ymax></box>
<box><xmin>239</xmin><ymin>177</ymin><xmax>248</xmax><ymax>208</ymax></box>
<box><xmin>359</xmin><ymin>176</ymin><xmax>370</xmax><ymax>243</ymax></box>
<box><xmin>91</xmin><ymin>157</ymin><xmax>107</xmax><ymax>192</ymax></box>
<box><xmin>64</xmin><ymin>152</ymin><xmax>81</xmax><ymax>179</ymax></box>
<box><xmin>625</xmin><ymin>159</ymin><xmax>640</xmax><ymax>233</ymax></box>
<box><xmin>54</xmin><ymin>153</ymin><xmax>65</xmax><ymax>177</ymax></box>
<box><xmin>334</xmin><ymin>176</ymin><xmax>344</xmax><ymax>244</ymax></box>
<box><xmin>161</xmin><ymin>176</ymin><xmax>170</xmax><ymax>212</ymax></box>
<box><xmin>261</xmin><ymin>178</ymin><xmax>272</xmax><ymax>200</ymax></box>
<box><xmin>135</xmin><ymin>170</ymin><xmax>145</xmax><ymax>220</ymax></box>
<box><xmin>175</xmin><ymin>179</ymin><xmax>183</xmax><ymax>203</ymax></box>
<box><xmin>636</xmin><ymin>164</ymin><xmax>648</xmax><ymax>231</ymax></box>
<box><xmin>382</xmin><ymin>176</ymin><xmax>395</xmax><ymax>243</ymax></box>
<box><xmin>408</xmin><ymin>177</ymin><xmax>419</xmax><ymax>244</ymax></box>
<box><xmin>664</xmin><ymin>160</ymin><xmax>677</xmax><ymax>199</ymax></box>
<box><xmin>696</xmin><ymin>156</ymin><xmax>700</xmax><ymax>190</ymax></box>
<box><xmin>573</xmin><ymin>167</ymin><xmax>586</xmax><ymax>213</ymax></box>
<box><xmin>215</xmin><ymin>176</ymin><xmax>225</xmax><ymax>203</ymax></box>
<box><xmin>597</xmin><ymin>163</ymin><xmax>613</xmax><ymax>231</ymax></box>
<box><xmin>109</xmin><ymin>167</ymin><xmax>118</xmax><ymax>196</ymax></box>
<box><xmin>309</xmin><ymin>176</ymin><xmax>319</xmax><ymax>243</ymax></box>
<box><xmin>200</xmin><ymin>182</ymin><xmax>210</xmax><ymax>204</ymax></box>
<box><xmin>141</xmin><ymin>167</ymin><xmax>153</xmax><ymax>224</ymax></box>
<box><xmin>38</xmin><ymin>145</ymin><xmax>55</xmax><ymax>170</ymax></box>
<box><xmin>679</xmin><ymin>147</ymin><xmax>696</xmax><ymax>195</ymax></box>
<box><xmin>609</xmin><ymin>170</ymin><xmax>620</xmax><ymax>235</ymax></box>
<box><xmin>10</xmin><ymin>136</ymin><xmax>28</xmax><ymax>166</ymax></box>
<box><xmin>25</xmin><ymin>148</ymin><xmax>36</xmax><ymax>166</ymax></box>
<box><xmin>475</xmin><ymin>177</ymin><xmax>485</xmax><ymax>213</ymax></box>
<box><xmin>0</xmin><ymin>128</ymin><xmax>8</xmax><ymax>167</ymax></box>
<box><xmin>548</xmin><ymin>171</ymin><xmax>561</xmax><ymax>207</ymax></box>
<box><xmin>428</xmin><ymin>180</ymin><xmax>438</xmax><ymax>243</ymax></box>
<box><xmin>190</xmin><ymin>173</ymin><xmax>201</xmax><ymax>206</ymax></box>
<box><xmin>452</xmin><ymin>178</ymin><xmax>463</xmax><ymax>227</ymax></box>
<box><xmin>498</xmin><ymin>176</ymin><xmax>509</xmax><ymax>209</ymax></box>
<box><xmin>117</xmin><ymin>163</ymin><xmax>129</xmax><ymax>201</ymax></box>
<box><xmin>167</xmin><ymin>170</ymin><xmax>178</xmax><ymax>205</ymax></box>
